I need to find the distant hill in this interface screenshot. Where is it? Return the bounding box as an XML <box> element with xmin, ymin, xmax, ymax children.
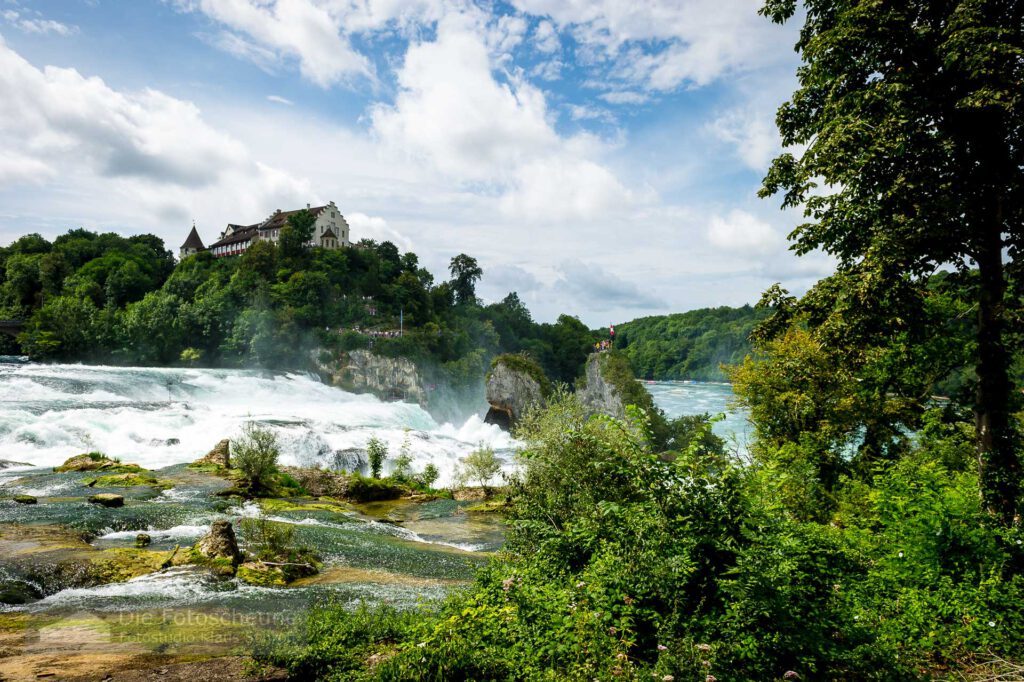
<box><xmin>613</xmin><ymin>305</ymin><xmax>768</xmax><ymax>381</ymax></box>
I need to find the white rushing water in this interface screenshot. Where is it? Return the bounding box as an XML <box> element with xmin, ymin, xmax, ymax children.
<box><xmin>0</xmin><ymin>362</ymin><xmax>513</xmax><ymax>485</ymax></box>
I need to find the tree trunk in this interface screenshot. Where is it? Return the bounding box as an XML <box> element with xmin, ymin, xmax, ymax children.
<box><xmin>975</xmin><ymin>216</ymin><xmax>1020</xmax><ymax>525</ymax></box>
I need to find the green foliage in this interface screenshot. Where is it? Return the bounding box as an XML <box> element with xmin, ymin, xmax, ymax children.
<box><xmin>232</xmin><ymin>422</ymin><xmax>280</xmax><ymax>492</ymax></box>
<box><xmin>448</xmin><ymin>253</ymin><xmax>482</xmax><ymax>305</ymax></box>
<box><xmin>255</xmin><ymin>394</ymin><xmax>1024</xmax><ymax>680</ymax></box>
<box><xmin>615</xmin><ymin>305</ymin><xmax>768</xmax><ymax>381</ymax></box>
<box><xmin>758</xmin><ymin>0</ymin><xmax>1024</xmax><ymax>522</ymax></box>
<box><xmin>392</xmin><ymin>432</ymin><xmax>413</xmax><ymax>480</ymax></box>
<box><xmin>418</xmin><ymin>462</ymin><xmax>440</xmax><ymax>489</ymax></box>
<box><xmin>345</xmin><ymin>473</ymin><xmax>404</xmax><ymax>502</ymax></box>
<box><xmin>461</xmin><ymin>444</ymin><xmax>501</xmax><ymax>492</ymax></box>
<box><xmin>366</xmin><ymin>437</ymin><xmax>387</xmax><ymax>479</ymax></box>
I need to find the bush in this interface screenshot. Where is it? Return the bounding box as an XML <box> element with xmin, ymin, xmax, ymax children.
<box><xmin>233</xmin><ymin>421</ymin><xmax>280</xmax><ymax>492</ymax></box>
<box><xmin>346</xmin><ymin>473</ymin><xmax>404</xmax><ymax>502</ymax></box>
<box><xmin>418</xmin><ymin>462</ymin><xmax>440</xmax><ymax>489</ymax></box>
<box><xmin>461</xmin><ymin>444</ymin><xmax>501</xmax><ymax>493</ymax></box>
<box><xmin>366</xmin><ymin>437</ymin><xmax>388</xmax><ymax>479</ymax></box>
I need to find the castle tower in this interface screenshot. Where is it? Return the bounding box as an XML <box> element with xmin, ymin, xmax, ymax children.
<box><xmin>180</xmin><ymin>222</ymin><xmax>205</xmax><ymax>259</ymax></box>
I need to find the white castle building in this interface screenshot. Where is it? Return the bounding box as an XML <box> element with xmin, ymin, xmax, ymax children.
<box><xmin>180</xmin><ymin>201</ymin><xmax>351</xmax><ymax>259</ymax></box>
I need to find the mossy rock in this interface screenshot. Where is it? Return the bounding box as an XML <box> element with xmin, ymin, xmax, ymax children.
<box><xmin>183</xmin><ymin>547</ymin><xmax>237</xmax><ymax>576</ymax></box>
<box><xmin>0</xmin><ymin>579</ymin><xmax>42</xmax><ymax>605</ymax></box>
<box><xmin>236</xmin><ymin>562</ymin><xmax>288</xmax><ymax>587</ymax></box>
<box><xmin>89</xmin><ymin>547</ymin><xmax>176</xmax><ymax>583</ymax></box>
<box><xmin>87</xmin><ymin>493</ymin><xmax>124</xmax><ymax>508</ymax></box>
<box><xmin>463</xmin><ymin>499</ymin><xmax>507</xmax><ymax>515</ymax></box>
<box><xmin>12</xmin><ymin>495</ymin><xmax>37</xmax><ymax>505</ymax></box>
<box><xmin>258</xmin><ymin>497</ymin><xmax>352</xmax><ymax>514</ymax></box>
<box><xmin>55</xmin><ymin>452</ymin><xmax>144</xmax><ymax>474</ymax></box>
<box><xmin>83</xmin><ymin>473</ymin><xmax>169</xmax><ymax>489</ymax></box>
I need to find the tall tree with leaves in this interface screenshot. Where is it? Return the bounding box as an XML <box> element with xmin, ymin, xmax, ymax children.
<box><xmin>279</xmin><ymin>209</ymin><xmax>316</xmax><ymax>261</ymax></box>
<box><xmin>449</xmin><ymin>253</ymin><xmax>483</xmax><ymax>305</ymax></box>
<box><xmin>759</xmin><ymin>0</ymin><xmax>1024</xmax><ymax>523</ymax></box>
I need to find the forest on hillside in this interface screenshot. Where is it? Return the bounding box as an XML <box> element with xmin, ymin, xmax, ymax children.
<box><xmin>613</xmin><ymin>305</ymin><xmax>768</xmax><ymax>381</ymax></box>
<box><xmin>0</xmin><ymin>212</ymin><xmax>599</xmax><ymax>386</ymax></box>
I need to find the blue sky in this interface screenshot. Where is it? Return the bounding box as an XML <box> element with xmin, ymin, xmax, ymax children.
<box><xmin>0</xmin><ymin>0</ymin><xmax>831</xmax><ymax>325</ymax></box>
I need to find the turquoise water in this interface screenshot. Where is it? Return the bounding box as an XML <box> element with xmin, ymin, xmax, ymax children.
<box><xmin>645</xmin><ymin>381</ymin><xmax>752</xmax><ymax>452</ymax></box>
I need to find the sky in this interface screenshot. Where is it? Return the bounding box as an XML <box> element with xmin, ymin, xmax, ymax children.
<box><xmin>0</xmin><ymin>0</ymin><xmax>834</xmax><ymax>326</ymax></box>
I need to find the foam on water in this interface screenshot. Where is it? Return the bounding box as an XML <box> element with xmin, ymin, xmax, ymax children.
<box><xmin>0</xmin><ymin>363</ymin><xmax>512</xmax><ymax>485</ymax></box>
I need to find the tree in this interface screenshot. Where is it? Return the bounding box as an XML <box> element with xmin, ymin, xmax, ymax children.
<box><xmin>233</xmin><ymin>421</ymin><xmax>280</xmax><ymax>492</ymax></box>
<box><xmin>462</xmin><ymin>444</ymin><xmax>502</xmax><ymax>493</ymax></box>
<box><xmin>759</xmin><ymin>0</ymin><xmax>1024</xmax><ymax>523</ymax></box>
<box><xmin>366</xmin><ymin>437</ymin><xmax>388</xmax><ymax>478</ymax></box>
<box><xmin>449</xmin><ymin>254</ymin><xmax>482</xmax><ymax>305</ymax></box>
<box><xmin>279</xmin><ymin>209</ymin><xmax>316</xmax><ymax>260</ymax></box>
<box><xmin>419</xmin><ymin>462</ymin><xmax>440</xmax><ymax>489</ymax></box>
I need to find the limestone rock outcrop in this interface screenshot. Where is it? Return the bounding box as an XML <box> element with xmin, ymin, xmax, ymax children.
<box><xmin>484</xmin><ymin>356</ymin><xmax>546</xmax><ymax>431</ymax></box>
<box><xmin>195</xmin><ymin>520</ymin><xmax>241</xmax><ymax>567</ymax></box>
<box><xmin>194</xmin><ymin>439</ymin><xmax>231</xmax><ymax>468</ymax></box>
<box><xmin>317</xmin><ymin>349</ymin><xmax>427</xmax><ymax>406</ymax></box>
<box><xmin>575</xmin><ymin>353</ymin><xmax>627</xmax><ymax>420</ymax></box>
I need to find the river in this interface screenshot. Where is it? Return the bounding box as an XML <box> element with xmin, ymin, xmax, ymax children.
<box><xmin>0</xmin><ymin>363</ymin><xmax>750</xmax><ymax>675</ymax></box>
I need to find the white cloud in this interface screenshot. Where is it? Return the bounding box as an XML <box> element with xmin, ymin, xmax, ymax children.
<box><xmin>707</xmin><ymin>209</ymin><xmax>782</xmax><ymax>254</ymax></box>
<box><xmin>176</xmin><ymin>0</ymin><xmax>373</xmax><ymax>87</ymax></box>
<box><xmin>0</xmin><ymin>35</ymin><xmax>309</xmax><ymax>237</ymax></box>
<box><xmin>266</xmin><ymin>94</ymin><xmax>294</xmax><ymax>105</ymax></box>
<box><xmin>707</xmin><ymin>105</ymin><xmax>781</xmax><ymax>171</ymax></box>
<box><xmin>553</xmin><ymin>259</ymin><xmax>666</xmax><ymax>312</ymax></box>
<box><xmin>371</xmin><ymin>13</ymin><xmax>636</xmax><ymax>223</ymax></box>
<box><xmin>510</xmin><ymin>0</ymin><xmax>792</xmax><ymax>90</ymax></box>
<box><xmin>599</xmin><ymin>90</ymin><xmax>648</xmax><ymax>105</ymax></box>
<box><xmin>532</xmin><ymin>19</ymin><xmax>559</xmax><ymax>53</ymax></box>
<box><xmin>2</xmin><ymin>9</ymin><xmax>78</xmax><ymax>36</ymax></box>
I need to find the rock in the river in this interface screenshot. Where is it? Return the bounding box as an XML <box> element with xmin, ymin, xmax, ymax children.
<box><xmin>0</xmin><ymin>578</ymin><xmax>42</xmax><ymax>605</ymax></box>
<box><xmin>135</xmin><ymin>533</ymin><xmax>152</xmax><ymax>548</ymax></box>
<box><xmin>193</xmin><ymin>439</ymin><xmax>231</xmax><ymax>469</ymax></box>
<box><xmin>55</xmin><ymin>453</ymin><xmax>143</xmax><ymax>474</ymax></box>
<box><xmin>484</xmin><ymin>354</ymin><xmax>549</xmax><ymax>431</ymax></box>
<box><xmin>13</xmin><ymin>494</ymin><xmax>37</xmax><ymax>504</ymax></box>
<box><xmin>575</xmin><ymin>353</ymin><xmax>627</xmax><ymax>420</ymax></box>
<box><xmin>87</xmin><ymin>493</ymin><xmax>124</xmax><ymax>508</ymax></box>
<box><xmin>194</xmin><ymin>520</ymin><xmax>241</xmax><ymax>568</ymax></box>
<box><xmin>0</xmin><ymin>459</ymin><xmax>30</xmax><ymax>470</ymax></box>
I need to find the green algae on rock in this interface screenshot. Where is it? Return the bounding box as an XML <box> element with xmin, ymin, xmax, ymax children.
<box><xmin>83</xmin><ymin>472</ymin><xmax>170</xmax><ymax>489</ymax></box>
<box><xmin>12</xmin><ymin>495</ymin><xmax>37</xmax><ymax>504</ymax></box>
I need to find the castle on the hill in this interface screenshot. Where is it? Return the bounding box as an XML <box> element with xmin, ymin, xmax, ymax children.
<box><xmin>180</xmin><ymin>201</ymin><xmax>351</xmax><ymax>259</ymax></box>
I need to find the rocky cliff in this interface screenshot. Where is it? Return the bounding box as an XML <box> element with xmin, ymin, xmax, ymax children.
<box><xmin>484</xmin><ymin>355</ymin><xmax>546</xmax><ymax>430</ymax></box>
<box><xmin>576</xmin><ymin>353</ymin><xmax>627</xmax><ymax>420</ymax></box>
<box><xmin>315</xmin><ymin>349</ymin><xmax>428</xmax><ymax>407</ymax></box>
<box><xmin>313</xmin><ymin>349</ymin><xmax>484</xmax><ymax>423</ymax></box>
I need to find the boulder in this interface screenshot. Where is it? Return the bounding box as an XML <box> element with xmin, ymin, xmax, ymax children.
<box><xmin>193</xmin><ymin>439</ymin><xmax>231</xmax><ymax>469</ymax></box>
<box><xmin>484</xmin><ymin>355</ymin><xmax>548</xmax><ymax>431</ymax></box>
<box><xmin>135</xmin><ymin>533</ymin><xmax>152</xmax><ymax>548</ymax></box>
<box><xmin>13</xmin><ymin>495</ymin><xmax>37</xmax><ymax>504</ymax></box>
<box><xmin>87</xmin><ymin>493</ymin><xmax>124</xmax><ymax>508</ymax></box>
<box><xmin>0</xmin><ymin>578</ymin><xmax>42</xmax><ymax>605</ymax></box>
<box><xmin>194</xmin><ymin>520</ymin><xmax>241</xmax><ymax>566</ymax></box>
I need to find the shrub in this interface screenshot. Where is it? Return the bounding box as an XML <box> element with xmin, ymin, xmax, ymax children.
<box><xmin>346</xmin><ymin>473</ymin><xmax>403</xmax><ymax>502</ymax></box>
<box><xmin>419</xmin><ymin>462</ymin><xmax>440</xmax><ymax>489</ymax></box>
<box><xmin>461</xmin><ymin>444</ymin><xmax>501</xmax><ymax>492</ymax></box>
<box><xmin>366</xmin><ymin>437</ymin><xmax>388</xmax><ymax>479</ymax></box>
<box><xmin>233</xmin><ymin>421</ymin><xmax>280</xmax><ymax>492</ymax></box>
